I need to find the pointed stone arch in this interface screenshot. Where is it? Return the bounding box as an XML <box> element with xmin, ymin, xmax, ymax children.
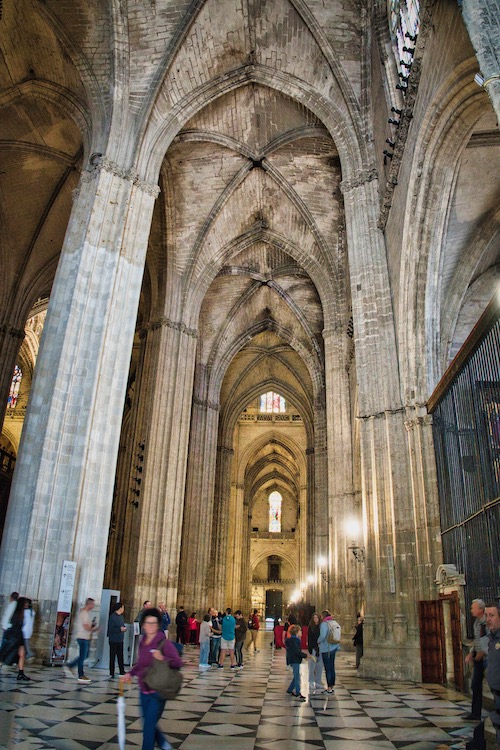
<box><xmin>398</xmin><ymin>58</ymin><xmax>491</xmax><ymax>399</ymax></box>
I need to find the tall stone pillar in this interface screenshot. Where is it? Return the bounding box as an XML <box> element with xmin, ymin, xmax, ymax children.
<box><xmin>323</xmin><ymin>326</ymin><xmax>358</xmax><ymax>630</ymax></box>
<box><xmin>341</xmin><ymin>172</ymin><xmax>440</xmax><ymax>680</ymax></box>
<box><xmin>132</xmin><ymin>317</ymin><xmax>198</xmax><ymax>612</ymax></box>
<box><xmin>210</xmin><ymin>444</ymin><xmax>234</xmax><ymax>606</ymax></box>
<box><xmin>240</xmin><ymin>491</ymin><xmax>252</xmax><ymax>614</ymax></box>
<box><xmin>178</xmin><ymin>374</ymin><xmax>220</xmax><ymax>612</ymax></box>
<box><xmin>228</xmin><ymin>481</ymin><xmax>245</xmax><ymax>607</ymax></box>
<box><xmin>462</xmin><ymin>0</ymin><xmax>500</xmax><ymax>120</ymax></box>
<box><xmin>0</xmin><ymin>158</ymin><xmax>158</xmax><ymax>651</ymax></box>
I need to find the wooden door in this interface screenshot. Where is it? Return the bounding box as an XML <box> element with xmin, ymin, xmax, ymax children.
<box><xmin>266</xmin><ymin>589</ymin><xmax>283</xmax><ymax>619</ymax></box>
<box><xmin>419</xmin><ymin>599</ymin><xmax>446</xmax><ymax>683</ymax></box>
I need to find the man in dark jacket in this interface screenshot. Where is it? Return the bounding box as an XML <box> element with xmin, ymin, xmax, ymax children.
<box><xmin>175</xmin><ymin>606</ymin><xmax>188</xmax><ymax>644</ymax></box>
<box><xmin>465</xmin><ymin>599</ymin><xmax>489</xmax><ymax>721</ymax></box>
<box><xmin>285</xmin><ymin>624</ymin><xmax>307</xmax><ymax>700</ymax></box>
<box><xmin>108</xmin><ymin>602</ymin><xmax>127</xmax><ymax>678</ymax></box>
<box><xmin>234</xmin><ymin>610</ymin><xmax>247</xmax><ymax>668</ymax></box>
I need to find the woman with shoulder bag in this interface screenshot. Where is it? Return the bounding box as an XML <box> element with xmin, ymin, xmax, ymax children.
<box><xmin>120</xmin><ymin>608</ymin><xmax>182</xmax><ymax>750</ymax></box>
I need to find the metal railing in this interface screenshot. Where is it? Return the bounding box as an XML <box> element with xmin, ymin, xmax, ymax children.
<box><xmin>429</xmin><ymin>294</ymin><xmax>500</xmax><ymax>631</ymax></box>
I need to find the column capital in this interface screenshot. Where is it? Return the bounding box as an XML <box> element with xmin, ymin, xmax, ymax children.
<box><xmin>340</xmin><ymin>168</ymin><xmax>378</xmax><ymax>194</ymax></box>
<box><xmin>0</xmin><ymin>323</ymin><xmax>25</xmax><ymax>341</ymax></box>
<box><xmin>74</xmin><ymin>156</ymin><xmax>161</xmax><ymax>200</ymax></box>
<box><xmin>193</xmin><ymin>395</ymin><xmax>220</xmax><ymax>411</ymax></box>
<box><xmin>218</xmin><ymin>445</ymin><xmax>234</xmax><ymax>456</ymax></box>
<box><xmin>356</xmin><ymin>406</ymin><xmax>405</xmax><ymax>421</ymax></box>
<box><xmin>139</xmin><ymin>317</ymin><xmax>198</xmax><ymax>340</ymax></box>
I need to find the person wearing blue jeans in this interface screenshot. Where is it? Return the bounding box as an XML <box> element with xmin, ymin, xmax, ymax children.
<box><xmin>285</xmin><ymin>625</ymin><xmax>307</xmax><ymax>700</ymax></box>
<box><xmin>199</xmin><ymin>614</ymin><xmax>211</xmax><ymax>669</ymax></box>
<box><xmin>65</xmin><ymin>598</ymin><xmax>98</xmax><ymax>684</ymax></box>
<box><xmin>121</xmin><ymin>607</ymin><xmax>183</xmax><ymax>750</ymax></box>
<box><xmin>317</xmin><ymin>609</ymin><xmax>341</xmax><ymax>695</ymax></box>
<box><xmin>140</xmin><ymin>691</ymin><xmax>168</xmax><ymax>749</ymax></box>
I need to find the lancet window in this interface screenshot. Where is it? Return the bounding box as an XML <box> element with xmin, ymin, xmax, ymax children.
<box><xmin>268</xmin><ymin>491</ymin><xmax>282</xmax><ymax>532</ymax></box>
<box><xmin>260</xmin><ymin>391</ymin><xmax>286</xmax><ymax>413</ymax></box>
<box><xmin>7</xmin><ymin>365</ymin><xmax>22</xmax><ymax>409</ymax></box>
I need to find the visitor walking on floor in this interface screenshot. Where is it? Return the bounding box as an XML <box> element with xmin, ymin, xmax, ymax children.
<box><xmin>353</xmin><ymin>613</ymin><xmax>364</xmax><ymax>669</ymax></box>
<box><xmin>108</xmin><ymin>601</ymin><xmax>127</xmax><ymax>678</ymax></box>
<box><xmin>246</xmin><ymin>609</ymin><xmax>260</xmax><ymax>652</ymax></box>
<box><xmin>307</xmin><ymin>612</ymin><xmax>323</xmax><ymax>690</ymax></box>
<box><xmin>188</xmin><ymin>612</ymin><xmax>198</xmax><ymax>645</ymax></box>
<box><xmin>120</xmin><ymin>607</ymin><xmax>183</xmax><ymax>750</ymax></box>
<box><xmin>218</xmin><ymin>607</ymin><xmax>237</xmax><ymax>669</ymax></box>
<box><xmin>22</xmin><ymin>598</ymin><xmax>36</xmax><ymax>660</ymax></box>
<box><xmin>285</xmin><ymin>624</ymin><xmax>307</xmax><ymax>700</ymax></box>
<box><xmin>317</xmin><ymin>609</ymin><xmax>341</xmax><ymax>695</ymax></box>
<box><xmin>64</xmin><ymin>597</ymin><xmax>99</xmax><ymax>684</ymax></box>
<box><xmin>198</xmin><ymin>614</ymin><xmax>211</xmax><ymax>670</ymax></box>
<box><xmin>0</xmin><ymin>596</ymin><xmax>30</xmax><ymax>681</ymax></box>
<box><xmin>464</xmin><ymin>599</ymin><xmax>488</xmax><ymax>721</ymax></box>
<box><xmin>1</xmin><ymin>591</ymin><xmax>18</xmax><ymax>647</ymax></box>
<box><xmin>208</xmin><ymin>608</ymin><xmax>222</xmax><ymax>665</ymax></box>
<box><xmin>175</xmin><ymin>606</ymin><xmax>188</xmax><ymax>644</ymax></box>
<box><xmin>234</xmin><ymin>610</ymin><xmax>247</xmax><ymax>667</ymax></box>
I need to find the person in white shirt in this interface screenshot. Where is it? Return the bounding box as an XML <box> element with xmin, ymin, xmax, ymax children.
<box><xmin>64</xmin><ymin>598</ymin><xmax>98</xmax><ymax>684</ymax></box>
<box><xmin>1</xmin><ymin>591</ymin><xmax>19</xmax><ymax>646</ymax></box>
<box><xmin>22</xmin><ymin>599</ymin><xmax>36</xmax><ymax>659</ymax></box>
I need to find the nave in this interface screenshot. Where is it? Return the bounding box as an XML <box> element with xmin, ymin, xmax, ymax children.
<box><xmin>0</xmin><ymin>632</ymin><xmax>477</xmax><ymax>750</ymax></box>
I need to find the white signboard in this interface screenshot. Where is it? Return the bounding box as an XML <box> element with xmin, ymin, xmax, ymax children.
<box><xmin>51</xmin><ymin>560</ymin><xmax>77</xmax><ymax>664</ymax></box>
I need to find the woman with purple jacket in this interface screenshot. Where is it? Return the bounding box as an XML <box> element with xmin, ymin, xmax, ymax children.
<box><xmin>120</xmin><ymin>608</ymin><xmax>182</xmax><ymax>750</ymax></box>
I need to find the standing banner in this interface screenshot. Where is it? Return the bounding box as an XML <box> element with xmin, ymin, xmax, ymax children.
<box><xmin>50</xmin><ymin>560</ymin><xmax>77</xmax><ymax>664</ymax></box>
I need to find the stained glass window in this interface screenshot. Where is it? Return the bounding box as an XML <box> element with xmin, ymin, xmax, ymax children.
<box><xmin>389</xmin><ymin>0</ymin><xmax>420</xmax><ymax>74</ymax></box>
<box><xmin>260</xmin><ymin>391</ymin><xmax>286</xmax><ymax>413</ymax></box>
<box><xmin>268</xmin><ymin>491</ymin><xmax>282</xmax><ymax>532</ymax></box>
<box><xmin>7</xmin><ymin>365</ymin><xmax>22</xmax><ymax>409</ymax></box>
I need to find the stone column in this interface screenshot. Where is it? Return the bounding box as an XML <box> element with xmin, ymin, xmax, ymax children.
<box><xmin>178</xmin><ymin>374</ymin><xmax>220</xmax><ymax>613</ymax></box>
<box><xmin>462</xmin><ymin>0</ymin><xmax>500</xmax><ymax>121</ymax></box>
<box><xmin>131</xmin><ymin>317</ymin><xmax>198</xmax><ymax>613</ymax></box>
<box><xmin>104</xmin><ymin>336</ymin><xmax>146</xmax><ymax>607</ymax></box>
<box><xmin>323</xmin><ymin>326</ymin><xmax>358</xmax><ymax>631</ymax></box>
<box><xmin>0</xmin><ymin>322</ymin><xmax>25</xmax><ymax>430</ymax></box>
<box><xmin>210</xmin><ymin>444</ymin><xmax>234</xmax><ymax>605</ymax></box>
<box><xmin>0</xmin><ymin>159</ymin><xmax>158</xmax><ymax>652</ymax></box>
<box><xmin>342</xmin><ymin>172</ymin><xmax>440</xmax><ymax>680</ymax></box>
<box><xmin>240</xmin><ymin>492</ymin><xmax>252</xmax><ymax>614</ymax></box>
<box><xmin>228</xmin><ymin>481</ymin><xmax>245</xmax><ymax>607</ymax></box>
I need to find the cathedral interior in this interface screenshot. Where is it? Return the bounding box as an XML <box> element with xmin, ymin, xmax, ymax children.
<box><xmin>0</xmin><ymin>0</ymin><xmax>499</xmax><ymax>687</ymax></box>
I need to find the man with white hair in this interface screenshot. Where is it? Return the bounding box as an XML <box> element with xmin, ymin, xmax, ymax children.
<box><xmin>464</xmin><ymin>598</ymin><xmax>488</xmax><ymax>721</ymax></box>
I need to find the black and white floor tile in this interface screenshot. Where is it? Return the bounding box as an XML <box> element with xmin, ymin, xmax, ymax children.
<box><xmin>0</xmin><ymin>634</ymin><xmax>478</xmax><ymax>749</ymax></box>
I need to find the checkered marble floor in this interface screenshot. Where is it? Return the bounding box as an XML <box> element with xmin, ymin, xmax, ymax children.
<box><xmin>0</xmin><ymin>633</ymin><xmax>478</xmax><ymax>749</ymax></box>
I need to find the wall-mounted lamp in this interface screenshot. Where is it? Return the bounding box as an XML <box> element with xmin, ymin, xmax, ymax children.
<box><xmin>348</xmin><ymin>544</ymin><xmax>365</xmax><ymax>563</ymax></box>
<box><xmin>344</xmin><ymin>518</ymin><xmax>365</xmax><ymax>563</ymax></box>
<box><xmin>317</xmin><ymin>556</ymin><xmax>333</xmax><ymax>584</ymax></box>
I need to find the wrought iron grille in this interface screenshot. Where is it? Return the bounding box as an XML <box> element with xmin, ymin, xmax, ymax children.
<box><xmin>430</xmin><ymin>302</ymin><xmax>500</xmax><ymax>635</ymax></box>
